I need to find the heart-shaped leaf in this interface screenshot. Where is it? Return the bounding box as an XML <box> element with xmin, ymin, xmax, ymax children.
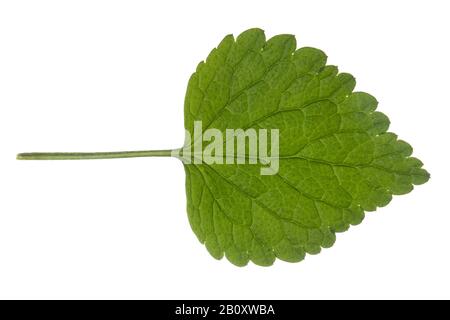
<box><xmin>17</xmin><ymin>28</ymin><xmax>429</xmax><ymax>267</ymax></box>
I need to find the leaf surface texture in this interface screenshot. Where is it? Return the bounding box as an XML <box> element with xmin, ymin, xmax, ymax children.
<box><xmin>183</xmin><ymin>28</ymin><xmax>429</xmax><ymax>266</ymax></box>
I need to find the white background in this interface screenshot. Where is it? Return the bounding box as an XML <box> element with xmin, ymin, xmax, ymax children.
<box><xmin>0</xmin><ymin>0</ymin><xmax>448</xmax><ymax>300</ymax></box>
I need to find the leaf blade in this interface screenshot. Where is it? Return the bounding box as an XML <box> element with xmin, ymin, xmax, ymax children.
<box><xmin>183</xmin><ymin>29</ymin><xmax>430</xmax><ymax>266</ymax></box>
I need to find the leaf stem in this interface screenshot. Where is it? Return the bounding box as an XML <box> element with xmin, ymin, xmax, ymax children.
<box><xmin>16</xmin><ymin>149</ymin><xmax>179</xmax><ymax>160</ymax></box>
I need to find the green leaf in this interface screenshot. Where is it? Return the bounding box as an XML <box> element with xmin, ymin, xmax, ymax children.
<box><xmin>183</xmin><ymin>28</ymin><xmax>429</xmax><ymax>266</ymax></box>
<box><xmin>16</xmin><ymin>28</ymin><xmax>430</xmax><ymax>267</ymax></box>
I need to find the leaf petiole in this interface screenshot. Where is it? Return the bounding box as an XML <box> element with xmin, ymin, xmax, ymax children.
<box><xmin>16</xmin><ymin>149</ymin><xmax>179</xmax><ymax>160</ymax></box>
